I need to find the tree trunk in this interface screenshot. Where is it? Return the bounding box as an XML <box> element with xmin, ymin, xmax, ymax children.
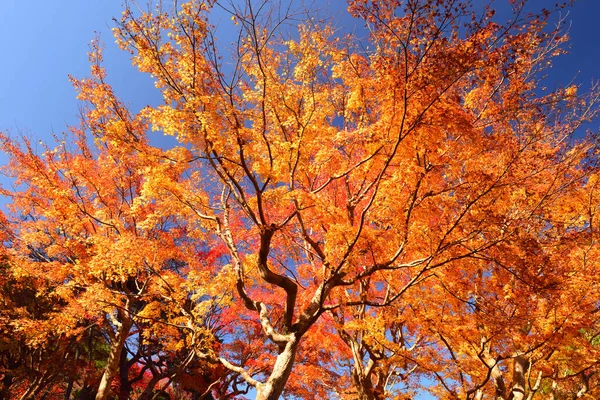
<box><xmin>77</xmin><ymin>385</ymin><xmax>96</xmax><ymax>400</ymax></box>
<box><xmin>118</xmin><ymin>346</ymin><xmax>133</xmax><ymax>400</ymax></box>
<box><xmin>255</xmin><ymin>337</ymin><xmax>298</xmax><ymax>400</ymax></box>
<box><xmin>19</xmin><ymin>370</ymin><xmax>52</xmax><ymax>400</ymax></box>
<box><xmin>352</xmin><ymin>368</ymin><xmax>377</xmax><ymax>400</ymax></box>
<box><xmin>64</xmin><ymin>379</ymin><xmax>74</xmax><ymax>400</ymax></box>
<box><xmin>138</xmin><ymin>374</ymin><xmax>162</xmax><ymax>400</ymax></box>
<box><xmin>0</xmin><ymin>374</ymin><xmax>15</xmax><ymax>400</ymax></box>
<box><xmin>95</xmin><ymin>310</ymin><xmax>132</xmax><ymax>400</ymax></box>
<box><xmin>511</xmin><ymin>356</ymin><xmax>529</xmax><ymax>400</ymax></box>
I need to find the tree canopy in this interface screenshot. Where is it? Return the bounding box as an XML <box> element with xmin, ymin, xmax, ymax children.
<box><xmin>1</xmin><ymin>0</ymin><xmax>600</xmax><ymax>399</ymax></box>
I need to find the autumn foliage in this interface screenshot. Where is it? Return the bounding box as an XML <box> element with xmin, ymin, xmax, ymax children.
<box><xmin>2</xmin><ymin>0</ymin><xmax>600</xmax><ymax>399</ymax></box>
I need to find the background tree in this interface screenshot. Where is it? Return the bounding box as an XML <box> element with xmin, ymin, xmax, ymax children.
<box><xmin>0</xmin><ymin>44</ymin><xmax>226</xmax><ymax>399</ymax></box>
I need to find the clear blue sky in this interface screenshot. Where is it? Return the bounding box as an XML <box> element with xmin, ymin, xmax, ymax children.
<box><xmin>0</xmin><ymin>1</ymin><xmax>599</xmax><ymax>397</ymax></box>
<box><xmin>1</xmin><ymin>0</ymin><xmax>598</xmax><ymax>144</ymax></box>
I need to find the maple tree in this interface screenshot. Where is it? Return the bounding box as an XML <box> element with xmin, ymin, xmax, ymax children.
<box><xmin>2</xmin><ymin>0</ymin><xmax>600</xmax><ymax>399</ymax></box>
<box><xmin>0</xmin><ymin>52</ymin><xmax>225</xmax><ymax>398</ymax></box>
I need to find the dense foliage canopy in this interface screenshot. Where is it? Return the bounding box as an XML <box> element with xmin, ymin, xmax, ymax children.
<box><xmin>2</xmin><ymin>0</ymin><xmax>600</xmax><ymax>399</ymax></box>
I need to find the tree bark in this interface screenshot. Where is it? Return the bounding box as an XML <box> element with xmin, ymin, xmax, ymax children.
<box><xmin>95</xmin><ymin>309</ymin><xmax>133</xmax><ymax>400</ymax></box>
<box><xmin>118</xmin><ymin>345</ymin><xmax>133</xmax><ymax>400</ymax></box>
<box><xmin>1</xmin><ymin>374</ymin><xmax>15</xmax><ymax>400</ymax></box>
<box><xmin>138</xmin><ymin>374</ymin><xmax>162</xmax><ymax>400</ymax></box>
<box><xmin>64</xmin><ymin>379</ymin><xmax>74</xmax><ymax>400</ymax></box>
<box><xmin>254</xmin><ymin>336</ymin><xmax>298</xmax><ymax>400</ymax></box>
<box><xmin>511</xmin><ymin>356</ymin><xmax>529</xmax><ymax>400</ymax></box>
<box><xmin>352</xmin><ymin>368</ymin><xmax>377</xmax><ymax>400</ymax></box>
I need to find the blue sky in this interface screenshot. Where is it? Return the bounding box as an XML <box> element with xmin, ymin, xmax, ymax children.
<box><xmin>1</xmin><ymin>0</ymin><xmax>598</xmax><ymax>146</ymax></box>
<box><xmin>0</xmin><ymin>1</ymin><xmax>599</xmax><ymax>398</ymax></box>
